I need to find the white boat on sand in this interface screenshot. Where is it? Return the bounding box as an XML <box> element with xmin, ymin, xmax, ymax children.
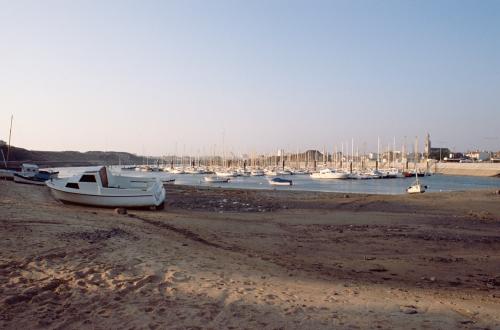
<box><xmin>46</xmin><ymin>167</ymin><xmax>166</xmax><ymax>209</ymax></box>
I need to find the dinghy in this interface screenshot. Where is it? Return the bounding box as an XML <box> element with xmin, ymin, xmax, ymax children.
<box><xmin>204</xmin><ymin>176</ymin><xmax>230</xmax><ymax>183</ymax></box>
<box><xmin>268</xmin><ymin>177</ymin><xmax>293</xmax><ymax>186</ymax></box>
<box><xmin>46</xmin><ymin>167</ymin><xmax>166</xmax><ymax>208</ymax></box>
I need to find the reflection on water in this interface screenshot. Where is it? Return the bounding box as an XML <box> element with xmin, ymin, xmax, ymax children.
<box><xmin>47</xmin><ymin>166</ymin><xmax>500</xmax><ymax>195</ymax></box>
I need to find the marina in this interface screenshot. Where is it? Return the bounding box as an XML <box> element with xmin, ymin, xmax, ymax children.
<box><xmin>48</xmin><ymin>165</ymin><xmax>500</xmax><ymax>195</ymax></box>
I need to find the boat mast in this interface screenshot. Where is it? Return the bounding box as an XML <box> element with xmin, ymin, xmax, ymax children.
<box><xmin>6</xmin><ymin>115</ymin><xmax>13</xmax><ymax>165</ymax></box>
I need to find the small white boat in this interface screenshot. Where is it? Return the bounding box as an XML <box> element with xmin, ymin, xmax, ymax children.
<box><xmin>185</xmin><ymin>167</ymin><xmax>205</xmax><ymax>174</ymax></box>
<box><xmin>46</xmin><ymin>167</ymin><xmax>166</xmax><ymax>208</ymax></box>
<box><xmin>250</xmin><ymin>169</ymin><xmax>265</xmax><ymax>176</ymax></box>
<box><xmin>204</xmin><ymin>176</ymin><xmax>230</xmax><ymax>183</ymax></box>
<box><xmin>268</xmin><ymin>177</ymin><xmax>293</xmax><ymax>186</ymax></box>
<box><xmin>292</xmin><ymin>169</ymin><xmax>310</xmax><ymax>175</ymax></box>
<box><xmin>349</xmin><ymin>172</ymin><xmax>372</xmax><ymax>180</ymax></box>
<box><xmin>215</xmin><ymin>171</ymin><xmax>238</xmax><ymax>177</ymax></box>
<box><xmin>265</xmin><ymin>170</ymin><xmax>278</xmax><ymax>176</ymax></box>
<box><xmin>407</xmin><ymin>173</ymin><xmax>427</xmax><ymax>194</ymax></box>
<box><xmin>310</xmin><ymin>168</ymin><xmax>349</xmax><ymax>179</ymax></box>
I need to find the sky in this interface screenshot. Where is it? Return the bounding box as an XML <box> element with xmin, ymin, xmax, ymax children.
<box><xmin>1</xmin><ymin>0</ymin><xmax>499</xmax><ymax>156</ymax></box>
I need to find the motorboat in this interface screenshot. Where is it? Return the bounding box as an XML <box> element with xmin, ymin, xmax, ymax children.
<box><xmin>204</xmin><ymin>176</ymin><xmax>230</xmax><ymax>183</ymax></box>
<box><xmin>268</xmin><ymin>177</ymin><xmax>293</xmax><ymax>186</ymax></box>
<box><xmin>250</xmin><ymin>169</ymin><xmax>265</xmax><ymax>176</ymax></box>
<box><xmin>310</xmin><ymin>168</ymin><xmax>349</xmax><ymax>179</ymax></box>
<box><xmin>349</xmin><ymin>172</ymin><xmax>372</xmax><ymax>180</ymax></box>
<box><xmin>215</xmin><ymin>170</ymin><xmax>238</xmax><ymax>177</ymax></box>
<box><xmin>265</xmin><ymin>169</ymin><xmax>278</xmax><ymax>176</ymax></box>
<box><xmin>292</xmin><ymin>169</ymin><xmax>310</xmax><ymax>175</ymax></box>
<box><xmin>185</xmin><ymin>167</ymin><xmax>205</xmax><ymax>174</ymax></box>
<box><xmin>46</xmin><ymin>167</ymin><xmax>166</xmax><ymax>209</ymax></box>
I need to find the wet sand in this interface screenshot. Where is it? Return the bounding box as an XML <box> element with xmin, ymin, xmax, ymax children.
<box><xmin>1</xmin><ymin>181</ymin><xmax>500</xmax><ymax>329</ymax></box>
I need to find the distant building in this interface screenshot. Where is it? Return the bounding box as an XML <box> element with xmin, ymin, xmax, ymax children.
<box><xmin>429</xmin><ymin>147</ymin><xmax>450</xmax><ymax>161</ymax></box>
<box><xmin>466</xmin><ymin>151</ymin><xmax>490</xmax><ymax>161</ymax></box>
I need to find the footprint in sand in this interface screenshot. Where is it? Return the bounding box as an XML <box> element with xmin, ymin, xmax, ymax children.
<box><xmin>165</xmin><ymin>271</ymin><xmax>191</xmax><ymax>283</ymax></box>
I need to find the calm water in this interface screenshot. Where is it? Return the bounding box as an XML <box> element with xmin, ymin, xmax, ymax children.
<box><xmin>48</xmin><ymin>166</ymin><xmax>500</xmax><ymax>195</ymax></box>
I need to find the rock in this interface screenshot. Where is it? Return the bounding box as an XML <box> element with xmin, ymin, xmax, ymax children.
<box><xmin>115</xmin><ymin>208</ymin><xmax>127</xmax><ymax>215</ymax></box>
<box><xmin>369</xmin><ymin>264</ymin><xmax>388</xmax><ymax>272</ymax></box>
<box><xmin>429</xmin><ymin>276</ymin><xmax>436</xmax><ymax>282</ymax></box>
<box><xmin>400</xmin><ymin>305</ymin><xmax>418</xmax><ymax>314</ymax></box>
<box><xmin>344</xmin><ymin>194</ymin><xmax>350</xmax><ymax>198</ymax></box>
<box><xmin>496</xmin><ymin>190</ymin><xmax>500</xmax><ymax>195</ymax></box>
<box><xmin>4</xmin><ymin>294</ymin><xmax>31</xmax><ymax>305</ymax></box>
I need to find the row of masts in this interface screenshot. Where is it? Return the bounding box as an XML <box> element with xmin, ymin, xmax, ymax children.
<box><xmin>143</xmin><ymin>136</ymin><xmax>427</xmax><ymax>171</ymax></box>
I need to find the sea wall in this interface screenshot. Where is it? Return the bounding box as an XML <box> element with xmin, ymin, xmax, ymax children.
<box><xmin>432</xmin><ymin>162</ymin><xmax>500</xmax><ymax>177</ymax></box>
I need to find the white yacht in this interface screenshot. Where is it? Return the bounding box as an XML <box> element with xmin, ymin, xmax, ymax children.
<box><xmin>310</xmin><ymin>168</ymin><xmax>349</xmax><ymax>179</ymax></box>
<box><xmin>204</xmin><ymin>176</ymin><xmax>230</xmax><ymax>183</ymax></box>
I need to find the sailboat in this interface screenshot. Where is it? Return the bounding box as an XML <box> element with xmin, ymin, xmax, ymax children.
<box><xmin>407</xmin><ymin>171</ymin><xmax>427</xmax><ymax>194</ymax></box>
<box><xmin>407</xmin><ymin>136</ymin><xmax>427</xmax><ymax>194</ymax></box>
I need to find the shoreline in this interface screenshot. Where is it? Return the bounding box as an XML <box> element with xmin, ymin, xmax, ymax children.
<box><xmin>1</xmin><ymin>181</ymin><xmax>500</xmax><ymax>329</ymax></box>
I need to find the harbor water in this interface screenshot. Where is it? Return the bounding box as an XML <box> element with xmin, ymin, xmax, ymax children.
<box><xmin>48</xmin><ymin>166</ymin><xmax>500</xmax><ymax>195</ymax></box>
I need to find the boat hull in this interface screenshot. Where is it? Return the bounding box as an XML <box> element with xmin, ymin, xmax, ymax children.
<box><xmin>204</xmin><ymin>176</ymin><xmax>230</xmax><ymax>183</ymax></box>
<box><xmin>310</xmin><ymin>173</ymin><xmax>349</xmax><ymax>179</ymax></box>
<box><xmin>13</xmin><ymin>174</ymin><xmax>47</xmax><ymax>185</ymax></box>
<box><xmin>46</xmin><ymin>183</ymin><xmax>165</xmax><ymax>208</ymax></box>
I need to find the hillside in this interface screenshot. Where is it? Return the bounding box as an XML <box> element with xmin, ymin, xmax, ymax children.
<box><xmin>0</xmin><ymin>141</ymin><xmax>143</xmax><ymax>167</ymax></box>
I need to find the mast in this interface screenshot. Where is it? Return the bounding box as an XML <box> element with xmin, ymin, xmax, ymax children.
<box><xmin>6</xmin><ymin>115</ymin><xmax>13</xmax><ymax>164</ymax></box>
<box><xmin>393</xmin><ymin>136</ymin><xmax>396</xmax><ymax>168</ymax></box>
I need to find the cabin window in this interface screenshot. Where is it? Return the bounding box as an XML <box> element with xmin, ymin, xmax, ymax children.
<box><xmin>65</xmin><ymin>183</ymin><xmax>79</xmax><ymax>189</ymax></box>
<box><xmin>79</xmin><ymin>175</ymin><xmax>97</xmax><ymax>183</ymax></box>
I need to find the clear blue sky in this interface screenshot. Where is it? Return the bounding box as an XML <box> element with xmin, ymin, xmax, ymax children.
<box><xmin>1</xmin><ymin>0</ymin><xmax>499</xmax><ymax>155</ymax></box>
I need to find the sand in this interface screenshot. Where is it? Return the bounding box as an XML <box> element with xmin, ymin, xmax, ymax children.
<box><xmin>1</xmin><ymin>181</ymin><xmax>500</xmax><ymax>329</ymax></box>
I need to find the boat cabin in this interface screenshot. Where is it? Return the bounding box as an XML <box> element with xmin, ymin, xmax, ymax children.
<box><xmin>21</xmin><ymin>163</ymin><xmax>39</xmax><ymax>174</ymax></box>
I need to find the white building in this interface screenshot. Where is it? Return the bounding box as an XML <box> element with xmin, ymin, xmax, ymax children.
<box><xmin>466</xmin><ymin>151</ymin><xmax>490</xmax><ymax>161</ymax></box>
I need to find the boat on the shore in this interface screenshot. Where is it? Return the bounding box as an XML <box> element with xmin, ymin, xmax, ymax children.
<box><xmin>46</xmin><ymin>167</ymin><xmax>166</xmax><ymax>208</ymax></box>
<box><xmin>2</xmin><ymin>163</ymin><xmax>58</xmax><ymax>181</ymax></box>
<box><xmin>268</xmin><ymin>177</ymin><xmax>293</xmax><ymax>186</ymax></box>
<box><xmin>407</xmin><ymin>172</ymin><xmax>427</xmax><ymax>194</ymax></box>
<box><xmin>204</xmin><ymin>176</ymin><xmax>230</xmax><ymax>183</ymax></box>
<box><xmin>13</xmin><ymin>170</ymin><xmax>56</xmax><ymax>185</ymax></box>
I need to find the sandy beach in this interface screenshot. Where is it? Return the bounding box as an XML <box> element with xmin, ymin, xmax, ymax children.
<box><xmin>1</xmin><ymin>181</ymin><xmax>500</xmax><ymax>329</ymax></box>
